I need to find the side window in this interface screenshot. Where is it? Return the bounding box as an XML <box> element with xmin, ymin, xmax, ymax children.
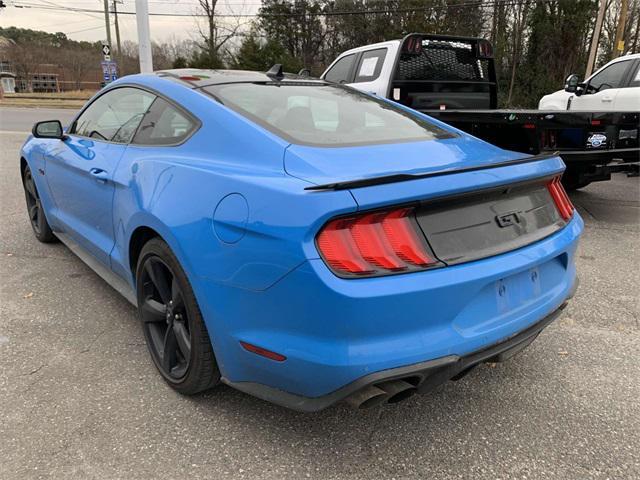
<box><xmin>324</xmin><ymin>54</ymin><xmax>356</xmax><ymax>84</ymax></box>
<box><xmin>587</xmin><ymin>60</ymin><xmax>631</xmax><ymax>92</ymax></box>
<box><xmin>73</xmin><ymin>87</ymin><xmax>155</xmax><ymax>142</ymax></box>
<box><xmin>132</xmin><ymin>97</ymin><xmax>197</xmax><ymax>146</ymax></box>
<box><xmin>353</xmin><ymin>48</ymin><xmax>387</xmax><ymax>83</ymax></box>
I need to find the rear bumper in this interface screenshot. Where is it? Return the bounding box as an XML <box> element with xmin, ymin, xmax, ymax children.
<box><xmin>195</xmin><ymin>214</ymin><xmax>583</xmax><ymax>409</ymax></box>
<box><xmin>224</xmin><ymin>292</ymin><xmax>573</xmax><ymax>412</ymax></box>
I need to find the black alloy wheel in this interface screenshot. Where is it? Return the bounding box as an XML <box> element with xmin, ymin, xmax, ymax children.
<box><xmin>22</xmin><ymin>165</ymin><xmax>56</xmax><ymax>242</ymax></box>
<box><xmin>139</xmin><ymin>256</ymin><xmax>192</xmax><ymax>379</ymax></box>
<box><xmin>136</xmin><ymin>238</ymin><xmax>219</xmax><ymax>394</ymax></box>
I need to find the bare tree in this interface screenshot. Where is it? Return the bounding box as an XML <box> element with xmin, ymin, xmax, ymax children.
<box><xmin>195</xmin><ymin>0</ymin><xmax>248</xmax><ymax>67</ymax></box>
<box><xmin>4</xmin><ymin>42</ymin><xmax>49</xmax><ymax>92</ymax></box>
<box><xmin>507</xmin><ymin>0</ymin><xmax>533</xmax><ymax>105</ymax></box>
<box><xmin>60</xmin><ymin>47</ymin><xmax>94</xmax><ymax>90</ymax></box>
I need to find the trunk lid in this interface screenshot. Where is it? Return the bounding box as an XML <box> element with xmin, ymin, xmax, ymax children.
<box><xmin>415</xmin><ymin>179</ymin><xmax>566</xmax><ymax>265</ymax></box>
<box><xmin>290</xmin><ymin>138</ymin><xmax>569</xmax><ymax>269</ymax></box>
<box><xmin>285</xmin><ymin>136</ymin><xmax>522</xmax><ymax>187</ymax></box>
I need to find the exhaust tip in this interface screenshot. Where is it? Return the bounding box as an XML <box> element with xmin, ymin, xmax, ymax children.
<box><xmin>377</xmin><ymin>379</ymin><xmax>416</xmax><ymax>405</ymax></box>
<box><xmin>387</xmin><ymin>387</ymin><xmax>416</xmax><ymax>404</ymax></box>
<box><xmin>345</xmin><ymin>385</ymin><xmax>389</xmax><ymax>409</ymax></box>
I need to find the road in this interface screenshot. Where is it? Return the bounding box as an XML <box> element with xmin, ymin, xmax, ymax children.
<box><xmin>1</xmin><ymin>107</ymin><xmax>639</xmax><ymax>480</ymax></box>
<box><xmin>0</xmin><ymin>107</ymin><xmax>77</xmax><ymax>134</ymax></box>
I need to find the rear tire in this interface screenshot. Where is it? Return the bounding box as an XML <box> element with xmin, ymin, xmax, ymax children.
<box><xmin>136</xmin><ymin>238</ymin><xmax>220</xmax><ymax>395</ymax></box>
<box><xmin>22</xmin><ymin>165</ymin><xmax>56</xmax><ymax>243</ymax></box>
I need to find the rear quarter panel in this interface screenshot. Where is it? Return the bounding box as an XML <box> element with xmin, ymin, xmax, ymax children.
<box><xmin>109</xmin><ymin>78</ymin><xmax>358</xmax><ymax>293</ymax></box>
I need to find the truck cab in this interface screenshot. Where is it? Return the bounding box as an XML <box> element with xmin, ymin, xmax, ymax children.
<box><xmin>322</xmin><ymin>35</ymin><xmax>497</xmax><ymax>110</ymax></box>
<box><xmin>539</xmin><ymin>54</ymin><xmax>640</xmax><ymax>112</ymax></box>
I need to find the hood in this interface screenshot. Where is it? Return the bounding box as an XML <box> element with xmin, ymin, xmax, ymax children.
<box><xmin>284</xmin><ymin>135</ymin><xmax>523</xmax><ymax>187</ymax></box>
<box><xmin>538</xmin><ymin>89</ymin><xmax>571</xmax><ymax>109</ymax></box>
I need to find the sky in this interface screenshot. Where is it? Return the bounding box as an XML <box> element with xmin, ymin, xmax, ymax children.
<box><xmin>0</xmin><ymin>0</ymin><xmax>261</xmax><ymax>44</ymax></box>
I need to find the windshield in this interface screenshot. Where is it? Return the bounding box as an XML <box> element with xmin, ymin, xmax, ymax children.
<box><xmin>203</xmin><ymin>83</ymin><xmax>455</xmax><ymax>147</ymax></box>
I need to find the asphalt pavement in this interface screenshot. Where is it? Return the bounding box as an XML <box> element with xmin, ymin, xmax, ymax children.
<box><xmin>1</xmin><ymin>107</ymin><xmax>639</xmax><ymax>479</ymax></box>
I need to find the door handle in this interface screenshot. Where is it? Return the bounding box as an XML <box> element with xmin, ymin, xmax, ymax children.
<box><xmin>89</xmin><ymin>168</ymin><xmax>109</xmax><ymax>182</ymax></box>
<box><xmin>601</xmin><ymin>96</ymin><xmax>613</xmax><ymax>102</ymax></box>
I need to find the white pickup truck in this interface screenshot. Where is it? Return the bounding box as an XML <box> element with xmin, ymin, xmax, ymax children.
<box><xmin>321</xmin><ymin>34</ymin><xmax>639</xmax><ymax>189</ymax></box>
<box><xmin>539</xmin><ymin>54</ymin><xmax>640</xmax><ymax>111</ymax></box>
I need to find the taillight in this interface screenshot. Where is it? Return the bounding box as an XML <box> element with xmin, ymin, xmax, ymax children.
<box><xmin>316</xmin><ymin>207</ymin><xmax>438</xmax><ymax>278</ymax></box>
<box><xmin>547</xmin><ymin>176</ymin><xmax>574</xmax><ymax>221</ymax></box>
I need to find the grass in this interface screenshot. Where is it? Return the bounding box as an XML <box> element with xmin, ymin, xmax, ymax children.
<box><xmin>0</xmin><ymin>91</ymin><xmax>95</xmax><ymax>109</ymax></box>
<box><xmin>5</xmin><ymin>90</ymin><xmax>96</xmax><ymax>99</ymax></box>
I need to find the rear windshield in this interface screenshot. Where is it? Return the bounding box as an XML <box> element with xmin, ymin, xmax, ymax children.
<box><xmin>202</xmin><ymin>83</ymin><xmax>454</xmax><ymax>147</ymax></box>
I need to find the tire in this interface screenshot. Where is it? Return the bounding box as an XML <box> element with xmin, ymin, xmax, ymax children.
<box><xmin>22</xmin><ymin>165</ymin><xmax>57</xmax><ymax>243</ymax></box>
<box><xmin>136</xmin><ymin>238</ymin><xmax>220</xmax><ymax>395</ymax></box>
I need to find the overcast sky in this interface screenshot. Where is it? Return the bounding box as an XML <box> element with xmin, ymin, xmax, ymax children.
<box><xmin>0</xmin><ymin>0</ymin><xmax>261</xmax><ymax>44</ymax></box>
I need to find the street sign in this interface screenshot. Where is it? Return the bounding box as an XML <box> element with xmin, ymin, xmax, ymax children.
<box><xmin>108</xmin><ymin>62</ymin><xmax>118</xmax><ymax>82</ymax></box>
<box><xmin>101</xmin><ymin>61</ymin><xmax>118</xmax><ymax>85</ymax></box>
<box><xmin>101</xmin><ymin>43</ymin><xmax>112</xmax><ymax>63</ymax></box>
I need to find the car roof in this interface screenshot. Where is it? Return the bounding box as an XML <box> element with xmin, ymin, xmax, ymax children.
<box><xmin>337</xmin><ymin>40</ymin><xmax>401</xmax><ymax>57</ymax></box>
<box><xmin>606</xmin><ymin>52</ymin><xmax>640</xmax><ymax>65</ymax></box>
<box><xmin>154</xmin><ymin>68</ymin><xmax>326</xmax><ymax>89</ymax></box>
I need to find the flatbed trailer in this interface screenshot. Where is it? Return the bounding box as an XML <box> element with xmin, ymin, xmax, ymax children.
<box><xmin>322</xmin><ymin>33</ymin><xmax>639</xmax><ymax>189</ymax></box>
<box><xmin>427</xmin><ymin>109</ymin><xmax>639</xmax><ymax>189</ymax></box>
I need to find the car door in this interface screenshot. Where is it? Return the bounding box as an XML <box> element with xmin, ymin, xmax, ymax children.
<box><xmin>613</xmin><ymin>59</ymin><xmax>640</xmax><ymax>111</ymax></box>
<box><xmin>109</xmin><ymin>95</ymin><xmax>200</xmax><ymax>281</ymax></box>
<box><xmin>569</xmin><ymin>59</ymin><xmax>632</xmax><ymax>111</ymax></box>
<box><xmin>45</xmin><ymin>86</ymin><xmax>155</xmax><ymax>266</ymax></box>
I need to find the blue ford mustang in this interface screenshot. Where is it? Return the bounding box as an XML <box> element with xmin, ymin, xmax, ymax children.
<box><xmin>20</xmin><ymin>67</ymin><xmax>582</xmax><ymax>411</ymax></box>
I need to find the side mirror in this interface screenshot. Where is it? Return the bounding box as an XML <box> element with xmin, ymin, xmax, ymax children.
<box><xmin>32</xmin><ymin>120</ymin><xmax>65</xmax><ymax>139</ymax></box>
<box><xmin>564</xmin><ymin>74</ymin><xmax>580</xmax><ymax>93</ymax></box>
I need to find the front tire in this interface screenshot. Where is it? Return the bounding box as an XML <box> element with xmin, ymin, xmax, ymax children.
<box><xmin>22</xmin><ymin>165</ymin><xmax>56</xmax><ymax>243</ymax></box>
<box><xmin>136</xmin><ymin>238</ymin><xmax>220</xmax><ymax>395</ymax></box>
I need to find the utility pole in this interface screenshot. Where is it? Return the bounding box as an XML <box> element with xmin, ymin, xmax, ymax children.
<box><xmin>612</xmin><ymin>0</ymin><xmax>629</xmax><ymax>59</ymax></box>
<box><xmin>585</xmin><ymin>0</ymin><xmax>606</xmax><ymax>78</ymax></box>
<box><xmin>102</xmin><ymin>0</ymin><xmax>112</xmax><ymax>49</ymax></box>
<box><xmin>113</xmin><ymin>0</ymin><xmax>122</xmax><ymax>57</ymax></box>
<box><xmin>135</xmin><ymin>0</ymin><xmax>153</xmax><ymax>73</ymax></box>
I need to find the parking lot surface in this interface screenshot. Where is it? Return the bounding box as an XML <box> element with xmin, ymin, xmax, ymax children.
<box><xmin>1</xmin><ymin>107</ymin><xmax>639</xmax><ymax>479</ymax></box>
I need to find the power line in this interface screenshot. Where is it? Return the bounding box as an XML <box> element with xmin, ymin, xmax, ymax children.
<box><xmin>12</xmin><ymin>0</ymin><xmax>562</xmax><ymax>18</ymax></box>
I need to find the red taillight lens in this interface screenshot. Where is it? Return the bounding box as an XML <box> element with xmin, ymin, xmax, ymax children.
<box><xmin>547</xmin><ymin>176</ymin><xmax>574</xmax><ymax>221</ymax></box>
<box><xmin>317</xmin><ymin>207</ymin><xmax>438</xmax><ymax>277</ymax></box>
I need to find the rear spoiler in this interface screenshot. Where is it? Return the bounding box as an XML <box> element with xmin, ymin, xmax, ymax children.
<box><xmin>304</xmin><ymin>152</ymin><xmax>561</xmax><ymax>191</ymax></box>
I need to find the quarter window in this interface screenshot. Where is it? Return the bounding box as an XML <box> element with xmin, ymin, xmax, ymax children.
<box><xmin>587</xmin><ymin>60</ymin><xmax>631</xmax><ymax>92</ymax></box>
<box><xmin>353</xmin><ymin>49</ymin><xmax>387</xmax><ymax>83</ymax></box>
<box><xmin>132</xmin><ymin>97</ymin><xmax>196</xmax><ymax>145</ymax></box>
<box><xmin>72</xmin><ymin>87</ymin><xmax>155</xmax><ymax>142</ymax></box>
<box><xmin>324</xmin><ymin>54</ymin><xmax>357</xmax><ymax>84</ymax></box>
